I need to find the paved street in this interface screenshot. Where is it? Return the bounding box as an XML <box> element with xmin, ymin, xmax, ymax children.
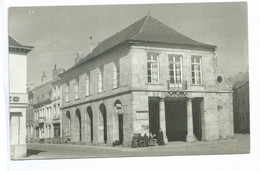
<box><xmin>23</xmin><ymin>134</ymin><xmax>250</xmax><ymax>159</ymax></box>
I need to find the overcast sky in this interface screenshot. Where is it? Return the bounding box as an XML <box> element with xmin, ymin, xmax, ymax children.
<box><xmin>8</xmin><ymin>2</ymin><xmax>248</xmax><ymax>86</ymax></box>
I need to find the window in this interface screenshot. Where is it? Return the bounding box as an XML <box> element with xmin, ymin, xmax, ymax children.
<box><xmin>168</xmin><ymin>54</ymin><xmax>183</xmax><ymax>84</ymax></box>
<box><xmin>42</xmin><ymin>108</ymin><xmax>45</xmax><ymax>117</ymax></box>
<box><xmin>57</xmin><ymin>86</ymin><xmax>59</xmax><ymax>98</ymax></box>
<box><xmin>53</xmin><ymin>105</ymin><xmax>56</xmax><ymax>116</ymax></box>
<box><xmin>191</xmin><ymin>56</ymin><xmax>202</xmax><ymax>84</ymax></box>
<box><xmin>46</xmin><ymin>108</ymin><xmax>48</xmax><ymax>119</ymax></box>
<box><xmin>65</xmin><ymin>82</ymin><xmax>69</xmax><ymax>102</ymax></box>
<box><xmin>113</xmin><ymin>60</ymin><xmax>120</xmax><ymax>88</ymax></box>
<box><xmin>86</xmin><ymin>72</ymin><xmax>90</xmax><ymax>96</ymax></box>
<box><xmin>57</xmin><ymin>104</ymin><xmax>60</xmax><ymax>116</ymax></box>
<box><xmin>147</xmin><ymin>52</ymin><xmax>159</xmax><ymax>83</ymax></box>
<box><xmin>74</xmin><ymin>78</ymin><xmax>79</xmax><ymax>99</ymax></box>
<box><xmin>98</xmin><ymin>66</ymin><xmax>104</xmax><ymax>93</ymax></box>
<box><xmin>49</xmin><ymin>107</ymin><xmax>51</xmax><ymax>119</ymax></box>
<box><xmin>53</xmin><ymin>87</ymin><xmax>56</xmax><ymax>99</ymax></box>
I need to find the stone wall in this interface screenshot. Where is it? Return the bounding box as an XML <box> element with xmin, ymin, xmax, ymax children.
<box><xmin>130</xmin><ymin>46</ymin><xmax>218</xmax><ymax>90</ymax></box>
<box><xmin>61</xmin><ymin>93</ymin><xmax>133</xmax><ymax>146</ymax></box>
<box><xmin>199</xmin><ymin>92</ymin><xmax>233</xmax><ymax>141</ymax></box>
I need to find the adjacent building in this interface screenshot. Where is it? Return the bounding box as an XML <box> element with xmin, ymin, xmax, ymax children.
<box><xmin>59</xmin><ymin>15</ymin><xmax>234</xmax><ymax>146</ymax></box>
<box><xmin>26</xmin><ymin>66</ymin><xmax>64</xmax><ymax>143</ymax></box>
<box><xmin>9</xmin><ymin>35</ymin><xmax>33</xmax><ymax>158</ymax></box>
<box><xmin>232</xmin><ymin>71</ymin><xmax>250</xmax><ymax>133</ymax></box>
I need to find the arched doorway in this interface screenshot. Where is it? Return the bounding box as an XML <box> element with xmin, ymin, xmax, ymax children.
<box><xmin>87</xmin><ymin>106</ymin><xmax>94</xmax><ymax>143</ymax></box>
<box><xmin>114</xmin><ymin>100</ymin><xmax>123</xmax><ymax>144</ymax></box>
<box><xmin>75</xmin><ymin>109</ymin><xmax>82</xmax><ymax>142</ymax></box>
<box><xmin>99</xmin><ymin>103</ymin><xmax>107</xmax><ymax>143</ymax></box>
<box><xmin>66</xmin><ymin>111</ymin><xmax>71</xmax><ymax>141</ymax></box>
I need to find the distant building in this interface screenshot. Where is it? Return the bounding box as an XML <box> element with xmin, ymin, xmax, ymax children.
<box><xmin>59</xmin><ymin>15</ymin><xmax>234</xmax><ymax>146</ymax></box>
<box><xmin>232</xmin><ymin>71</ymin><xmax>250</xmax><ymax>133</ymax></box>
<box><xmin>27</xmin><ymin>65</ymin><xmax>64</xmax><ymax>143</ymax></box>
<box><xmin>9</xmin><ymin>35</ymin><xmax>33</xmax><ymax>158</ymax></box>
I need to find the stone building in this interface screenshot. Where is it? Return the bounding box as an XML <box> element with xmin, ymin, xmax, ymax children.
<box><xmin>50</xmin><ymin>65</ymin><xmax>65</xmax><ymax>141</ymax></box>
<box><xmin>9</xmin><ymin>35</ymin><xmax>33</xmax><ymax>158</ymax></box>
<box><xmin>26</xmin><ymin>65</ymin><xmax>64</xmax><ymax>143</ymax></box>
<box><xmin>59</xmin><ymin>15</ymin><xmax>234</xmax><ymax>146</ymax></box>
<box><xmin>232</xmin><ymin>71</ymin><xmax>250</xmax><ymax>133</ymax></box>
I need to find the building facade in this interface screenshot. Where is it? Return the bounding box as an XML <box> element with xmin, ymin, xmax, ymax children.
<box><xmin>59</xmin><ymin>16</ymin><xmax>234</xmax><ymax>146</ymax></box>
<box><xmin>9</xmin><ymin>35</ymin><xmax>33</xmax><ymax>158</ymax></box>
<box><xmin>232</xmin><ymin>72</ymin><xmax>250</xmax><ymax>133</ymax></box>
<box><xmin>26</xmin><ymin>65</ymin><xmax>64</xmax><ymax>143</ymax></box>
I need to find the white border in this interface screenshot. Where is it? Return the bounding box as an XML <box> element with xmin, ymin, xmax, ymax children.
<box><xmin>1</xmin><ymin>1</ymin><xmax>260</xmax><ymax>171</ymax></box>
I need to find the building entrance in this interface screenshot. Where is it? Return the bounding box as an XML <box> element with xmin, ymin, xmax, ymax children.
<box><xmin>118</xmin><ymin>115</ymin><xmax>124</xmax><ymax>144</ymax></box>
<box><xmin>165</xmin><ymin>98</ymin><xmax>187</xmax><ymax>141</ymax></box>
<box><xmin>75</xmin><ymin>109</ymin><xmax>82</xmax><ymax>142</ymax></box>
<box><xmin>192</xmin><ymin>98</ymin><xmax>203</xmax><ymax>141</ymax></box>
<box><xmin>148</xmin><ymin>97</ymin><xmax>160</xmax><ymax>136</ymax></box>
<box><xmin>148</xmin><ymin>97</ymin><xmax>203</xmax><ymax>142</ymax></box>
<box><xmin>99</xmin><ymin>104</ymin><xmax>107</xmax><ymax>143</ymax></box>
<box><xmin>53</xmin><ymin>123</ymin><xmax>60</xmax><ymax>137</ymax></box>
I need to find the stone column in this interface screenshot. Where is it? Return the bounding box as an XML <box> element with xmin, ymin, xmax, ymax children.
<box><xmin>159</xmin><ymin>98</ymin><xmax>168</xmax><ymax>144</ymax></box>
<box><xmin>186</xmin><ymin>98</ymin><xmax>196</xmax><ymax>142</ymax></box>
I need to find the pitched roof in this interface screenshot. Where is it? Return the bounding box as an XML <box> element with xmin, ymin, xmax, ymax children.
<box><xmin>88</xmin><ymin>15</ymin><xmax>214</xmax><ymax>58</ymax></box>
<box><xmin>232</xmin><ymin>71</ymin><xmax>249</xmax><ymax>89</ymax></box>
<box><xmin>9</xmin><ymin>35</ymin><xmax>33</xmax><ymax>50</ymax></box>
<box><xmin>66</xmin><ymin>15</ymin><xmax>216</xmax><ymax>73</ymax></box>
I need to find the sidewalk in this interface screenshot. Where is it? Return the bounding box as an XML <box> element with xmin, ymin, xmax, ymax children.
<box><xmin>27</xmin><ymin>136</ymin><xmax>240</xmax><ymax>152</ymax></box>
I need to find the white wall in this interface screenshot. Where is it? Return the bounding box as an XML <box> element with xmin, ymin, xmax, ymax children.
<box><xmin>9</xmin><ymin>53</ymin><xmax>27</xmax><ymax>93</ymax></box>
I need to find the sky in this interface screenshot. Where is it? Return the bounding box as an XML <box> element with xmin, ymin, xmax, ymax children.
<box><xmin>8</xmin><ymin>2</ymin><xmax>248</xmax><ymax>86</ymax></box>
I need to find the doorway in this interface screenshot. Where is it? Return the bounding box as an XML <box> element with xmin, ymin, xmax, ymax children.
<box><xmin>165</xmin><ymin>98</ymin><xmax>187</xmax><ymax>141</ymax></box>
<box><xmin>118</xmin><ymin>115</ymin><xmax>123</xmax><ymax>144</ymax></box>
<box><xmin>148</xmin><ymin>97</ymin><xmax>160</xmax><ymax>136</ymax></box>
<box><xmin>99</xmin><ymin>103</ymin><xmax>107</xmax><ymax>143</ymax></box>
<box><xmin>87</xmin><ymin>106</ymin><xmax>94</xmax><ymax>143</ymax></box>
<box><xmin>75</xmin><ymin>109</ymin><xmax>82</xmax><ymax>142</ymax></box>
<box><xmin>192</xmin><ymin>98</ymin><xmax>203</xmax><ymax>141</ymax></box>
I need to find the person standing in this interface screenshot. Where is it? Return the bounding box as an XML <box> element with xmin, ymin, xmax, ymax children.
<box><xmin>157</xmin><ymin>128</ymin><xmax>165</xmax><ymax>146</ymax></box>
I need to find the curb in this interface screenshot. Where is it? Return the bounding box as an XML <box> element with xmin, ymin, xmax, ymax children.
<box><xmin>27</xmin><ymin>138</ymin><xmax>240</xmax><ymax>152</ymax></box>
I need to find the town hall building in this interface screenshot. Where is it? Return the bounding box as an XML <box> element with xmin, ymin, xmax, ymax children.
<box><xmin>59</xmin><ymin>15</ymin><xmax>234</xmax><ymax>146</ymax></box>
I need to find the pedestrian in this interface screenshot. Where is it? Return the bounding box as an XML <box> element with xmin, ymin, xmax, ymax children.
<box><xmin>143</xmin><ymin>133</ymin><xmax>149</xmax><ymax>147</ymax></box>
<box><xmin>137</xmin><ymin>133</ymin><xmax>143</xmax><ymax>147</ymax></box>
<box><xmin>157</xmin><ymin>128</ymin><xmax>165</xmax><ymax>146</ymax></box>
<box><xmin>131</xmin><ymin>133</ymin><xmax>138</xmax><ymax>148</ymax></box>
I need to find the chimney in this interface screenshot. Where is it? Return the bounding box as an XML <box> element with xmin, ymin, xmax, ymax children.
<box><xmin>74</xmin><ymin>51</ymin><xmax>84</xmax><ymax>64</ymax></box>
<box><xmin>89</xmin><ymin>36</ymin><xmax>99</xmax><ymax>53</ymax></box>
<box><xmin>53</xmin><ymin>64</ymin><xmax>58</xmax><ymax>79</ymax></box>
<box><xmin>41</xmin><ymin>71</ymin><xmax>47</xmax><ymax>84</ymax></box>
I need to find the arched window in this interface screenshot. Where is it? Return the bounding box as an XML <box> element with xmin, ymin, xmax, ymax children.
<box><xmin>74</xmin><ymin>78</ymin><xmax>79</xmax><ymax>99</ymax></box>
<box><xmin>65</xmin><ymin>82</ymin><xmax>69</xmax><ymax>102</ymax></box>
<box><xmin>86</xmin><ymin>72</ymin><xmax>90</xmax><ymax>96</ymax></box>
<box><xmin>98</xmin><ymin>66</ymin><xmax>104</xmax><ymax>93</ymax></box>
<box><xmin>113</xmin><ymin>60</ymin><xmax>120</xmax><ymax>88</ymax></box>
